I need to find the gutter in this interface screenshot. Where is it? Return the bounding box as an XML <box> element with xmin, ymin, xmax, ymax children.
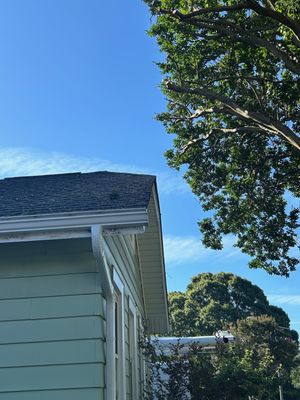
<box><xmin>0</xmin><ymin>208</ymin><xmax>148</xmax><ymax>244</ymax></box>
<box><xmin>0</xmin><ymin>208</ymin><xmax>148</xmax><ymax>234</ymax></box>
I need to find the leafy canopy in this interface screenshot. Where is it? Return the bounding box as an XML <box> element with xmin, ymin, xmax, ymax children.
<box><xmin>168</xmin><ymin>272</ymin><xmax>293</xmax><ymax>336</ymax></box>
<box><xmin>164</xmin><ymin>273</ymin><xmax>300</xmax><ymax>399</ymax></box>
<box><xmin>145</xmin><ymin>0</ymin><xmax>300</xmax><ymax>275</ymax></box>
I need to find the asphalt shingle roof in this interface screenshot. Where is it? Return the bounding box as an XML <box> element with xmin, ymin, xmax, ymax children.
<box><xmin>0</xmin><ymin>171</ymin><xmax>156</xmax><ymax>218</ymax></box>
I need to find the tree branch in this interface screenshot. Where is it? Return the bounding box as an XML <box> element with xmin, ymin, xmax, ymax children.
<box><xmin>178</xmin><ymin>2</ymin><xmax>249</xmax><ymax>18</ymax></box>
<box><xmin>206</xmin><ymin>75</ymin><xmax>298</xmax><ymax>85</ymax></box>
<box><xmin>247</xmin><ymin>0</ymin><xmax>300</xmax><ymax>43</ymax></box>
<box><xmin>162</xmin><ymin>0</ymin><xmax>300</xmax><ymax>44</ymax></box>
<box><xmin>169</xmin><ymin>107</ymin><xmax>237</xmax><ymax>121</ymax></box>
<box><xmin>179</xmin><ymin>126</ymin><xmax>264</xmax><ymax>155</ymax></box>
<box><xmin>159</xmin><ymin>9</ymin><xmax>300</xmax><ymax>75</ymax></box>
<box><xmin>165</xmin><ymin>80</ymin><xmax>300</xmax><ymax>153</ymax></box>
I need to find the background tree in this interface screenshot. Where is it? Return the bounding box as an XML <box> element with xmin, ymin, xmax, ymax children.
<box><xmin>292</xmin><ymin>363</ymin><xmax>300</xmax><ymax>390</ymax></box>
<box><xmin>168</xmin><ymin>272</ymin><xmax>294</xmax><ymax>336</ymax></box>
<box><xmin>149</xmin><ymin>316</ymin><xmax>300</xmax><ymax>399</ymax></box>
<box><xmin>145</xmin><ymin>0</ymin><xmax>300</xmax><ymax>275</ymax></box>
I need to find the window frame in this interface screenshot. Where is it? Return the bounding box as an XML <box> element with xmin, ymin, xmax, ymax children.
<box><xmin>113</xmin><ymin>269</ymin><xmax>126</xmax><ymax>400</ymax></box>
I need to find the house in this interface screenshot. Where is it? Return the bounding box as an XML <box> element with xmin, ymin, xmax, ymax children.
<box><xmin>0</xmin><ymin>171</ymin><xmax>169</xmax><ymax>400</ymax></box>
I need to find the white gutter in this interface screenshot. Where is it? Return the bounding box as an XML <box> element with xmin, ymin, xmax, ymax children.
<box><xmin>91</xmin><ymin>224</ymin><xmax>115</xmax><ymax>400</ymax></box>
<box><xmin>0</xmin><ymin>207</ymin><xmax>148</xmax><ymax>233</ymax></box>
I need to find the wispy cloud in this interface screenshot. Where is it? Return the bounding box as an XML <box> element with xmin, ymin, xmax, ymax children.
<box><xmin>163</xmin><ymin>234</ymin><xmax>240</xmax><ymax>266</ymax></box>
<box><xmin>0</xmin><ymin>147</ymin><xmax>188</xmax><ymax>195</ymax></box>
<box><xmin>267</xmin><ymin>294</ymin><xmax>300</xmax><ymax>306</ymax></box>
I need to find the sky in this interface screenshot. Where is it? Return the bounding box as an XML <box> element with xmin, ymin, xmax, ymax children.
<box><xmin>0</xmin><ymin>0</ymin><xmax>299</xmax><ymax>334</ymax></box>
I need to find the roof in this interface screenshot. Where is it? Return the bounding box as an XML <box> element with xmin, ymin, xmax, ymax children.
<box><xmin>0</xmin><ymin>171</ymin><xmax>156</xmax><ymax>218</ymax></box>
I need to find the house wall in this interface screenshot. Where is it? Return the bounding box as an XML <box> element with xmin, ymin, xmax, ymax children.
<box><xmin>0</xmin><ymin>238</ymin><xmax>106</xmax><ymax>400</ymax></box>
<box><xmin>0</xmin><ymin>233</ymin><xmax>147</xmax><ymax>400</ymax></box>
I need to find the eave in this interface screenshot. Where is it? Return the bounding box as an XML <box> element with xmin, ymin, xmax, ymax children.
<box><xmin>0</xmin><ymin>208</ymin><xmax>148</xmax><ymax>242</ymax></box>
<box><xmin>137</xmin><ymin>184</ymin><xmax>169</xmax><ymax>334</ymax></box>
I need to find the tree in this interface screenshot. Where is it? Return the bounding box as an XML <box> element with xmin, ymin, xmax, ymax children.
<box><xmin>166</xmin><ymin>273</ymin><xmax>300</xmax><ymax>398</ymax></box>
<box><xmin>292</xmin><ymin>363</ymin><xmax>300</xmax><ymax>389</ymax></box>
<box><xmin>169</xmin><ymin>272</ymin><xmax>293</xmax><ymax>336</ymax></box>
<box><xmin>149</xmin><ymin>316</ymin><xmax>300</xmax><ymax>399</ymax></box>
<box><xmin>145</xmin><ymin>0</ymin><xmax>300</xmax><ymax>275</ymax></box>
<box><xmin>229</xmin><ymin>316</ymin><xmax>300</xmax><ymax>399</ymax></box>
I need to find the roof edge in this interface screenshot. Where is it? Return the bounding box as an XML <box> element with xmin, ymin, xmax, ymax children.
<box><xmin>151</xmin><ymin>183</ymin><xmax>170</xmax><ymax>333</ymax></box>
<box><xmin>0</xmin><ymin>208</ymin><xmax>149</xmax><ymax>235</ymax></box>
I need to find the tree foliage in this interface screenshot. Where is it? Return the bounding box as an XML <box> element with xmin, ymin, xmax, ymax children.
<box><xmin>166</xmin><ymin>273</ymin><xmax>299</xmax><ymax>398</ymax></box>
<box><xmin>292</xmin><ymin>361</ymin><xmax>300</xmax><ymax>389</ymax></box>
<box><xmin>148</xmin><ymin>316</ymin><xmax>300</xmax><ymax>400</ymax></box>
<box><xmin>169</xmin><ymin>272</ymin><xmax>294</xmax><ymax>336</ymax></box>
<box><xmin>145</xmin><ymin>0</ymin><xmax>300</xmax><ymax>275</ymax></box>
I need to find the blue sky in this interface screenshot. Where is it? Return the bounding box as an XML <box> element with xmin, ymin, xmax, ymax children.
<box><xmin>0</xmin><ymin>0</ymin><xmax>299</xmax><ymax>334</ymax></box>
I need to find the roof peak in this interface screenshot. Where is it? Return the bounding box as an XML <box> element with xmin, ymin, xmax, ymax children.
<box><xmin>3</xmin><ymin>172</ymin><xmax>82</xmax><ymax>181</ymax></box>
<box><xmin>2</xmin><ymin>170</ymin><xmax>156</xmax><ymax>181</ymax></box>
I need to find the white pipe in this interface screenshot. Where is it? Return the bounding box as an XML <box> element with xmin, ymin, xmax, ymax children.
<box><xmin>152</xmin><ymin>332</ymin><xmax>235</xmax><ymax>355</ymax></box>
<box><xmin>91</xmin><ymin>225</ymin><xmax>115</xmax><ymax>400</ymax></box>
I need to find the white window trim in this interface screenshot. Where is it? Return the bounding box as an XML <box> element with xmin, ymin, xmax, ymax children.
<box><xmin>128</xmin><ymin>297</ymin><xmax>138</xmax><ymax>399</ymax></box>
<box><xmin>113</xmin><ymin>269</ymin><xmax>126</xmax><ymax>400</ymax></box>
<box><xmin>137</xmin><ymin>313</ymin><xmax>146</xmax><ymax>398</ymax></box>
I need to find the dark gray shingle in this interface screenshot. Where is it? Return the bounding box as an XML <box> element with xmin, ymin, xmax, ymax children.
<box><xmin>0</xmin><ymin>171</ymin><xmax>156</xmax><ymax>217</ymax></box>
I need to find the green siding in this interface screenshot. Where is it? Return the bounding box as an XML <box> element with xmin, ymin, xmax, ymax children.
<box><xmin>105</xmin><ymin>236</ymin><xmax>144</xmax><ymax>315</ymax></box>
<box><xmin>0</xmin><ymin>339</ymin><xmax>105</xmax><ymax>367</ymax></box>
<box><xmin>0</xmin><ymin>293</ymin><xmax>105</xmax><ymax>321</ymax></box>
<box><xmin>0</xmin><ymin>388</ymin><xmax>104</xmax><ymax>400</ymax></box>
<box><xmin>0</xmin><ymin>364</ymin><xmax>104</xmax><ymax>391</ymax></box>
<box><xmin>0</xmin><ymin>239</ymin><xmax>105</xmax><ymax>399</ymax></box>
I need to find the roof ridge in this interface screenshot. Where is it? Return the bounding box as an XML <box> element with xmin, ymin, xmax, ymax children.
<box><xmin>3</xmin><ymin>172</ymin><xmax>82</xmax><ymax>181</ymax></box>
<box><xmin>2</xmin><ymin>170</ymin><xmax>156</xmax><ymax>181</ymax></box>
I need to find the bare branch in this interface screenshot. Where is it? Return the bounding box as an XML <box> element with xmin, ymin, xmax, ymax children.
<box><xmin>188</xmin><ymin>107</ymin><xmax>235</xmax><ymax>119</ymax></box>
<box><xmin>206</xmin><ymin>75</ymin><xmax>298</xmax><ymax>85</ymax></box>
<box><xmin>166</xmin><ymin>107</ymin><xmax>240</xmax><ymax>122</ymax></box>
<box><xmin>243</xmin><ymin>79</ymin><xmax>266</xmax><ymax>111</ymax></box>
<box><xmin>165</xmin><ymin>80</ymin><xmax>300</xmax><ymax>153</ymax></box>
<box><xmin>210</xmin><ymin>126</ymin><xmax>264</xmax><ymax>134</ymax></box>
<box><xmin>179</xmin><ymin>126</ymin><xmax>265</xmax><ymax>155</ymax></box>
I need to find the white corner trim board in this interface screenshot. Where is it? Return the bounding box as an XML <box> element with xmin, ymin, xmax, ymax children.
<box><xmin>113</xmin><ymin>268</ymin><xmax>126</xmax><ymax>400</ymax></box>
<box><xmin>128</xmin><ymin>297</ymin><xmax>138</xmax><ymax>400</ymax></box>
<box><xmin>91</xmin><ymin>225</ymin><xmax>115</xmax><ymax>400</ymax></box>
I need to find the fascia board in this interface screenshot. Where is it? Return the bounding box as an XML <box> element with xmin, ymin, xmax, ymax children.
<box><xmin>151</xmin><ymin>184</ymin><xmax>170</xmax><ymax>332</ymax></box>
<box><xmin>0</xmin><ymin>208</ymin><xmax>148</xmax><ymax>234</ymax></box>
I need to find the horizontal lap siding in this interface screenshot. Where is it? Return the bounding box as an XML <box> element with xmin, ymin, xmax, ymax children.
<box><xmin>0</xmin><ymin>388</ymin><xmax>104</xmax><ymax>400</ymax></box>
<box><xmin>105</xmin><ymin>236</ymin><xmax>144</xmax><ymax>315</ymax></box>
<box><xmin>0</xmin><ymin>339</ymin><xmax>105</xmax><ymax>367</ymax></box>
<box><xmin>0</xmin><ymin>239</ymin><xmax>105</xmax><ymax>399</ymax></box>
